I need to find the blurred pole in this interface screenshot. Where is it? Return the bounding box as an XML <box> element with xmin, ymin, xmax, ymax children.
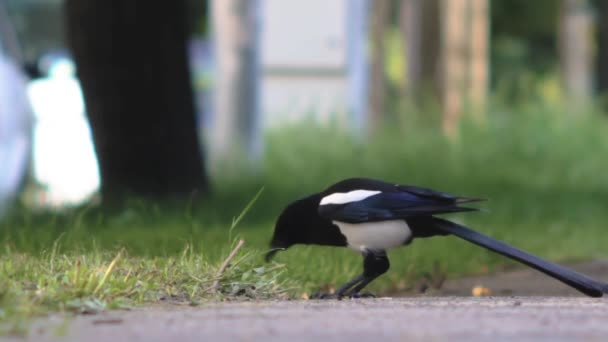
<box><xmin>348</xmin><ymin>0</ymin><xmax>371</xmax><ymax>134</ymax></box>
<box><xmin>597</xmin><ymin>0</ymin><xmax>608</xmax><ymax>95</ymax></box>
<box><xmin>400</xmin><ymin>0</ymin><xmax>422</xmax><ymax>98</ymax></box>
<box><xmin>597</xmin><ymin>0</ymin><xmax>608</xmax><ymax>96</ymax></box>
<box><xmin>558</xmin><ymin>0</ymin><xmax>594</xmax><ymax>105</ymax></box>
<box><xmin>367</xmin><ymin>0</ymin><xmax>391</xmax><ymax>131</ymax></box>
<box><xmin>211</xmin><ymin>0</ymin><xmax>261</xmax><ymax>161</ymax></box>
<box><xmin>0</xmin><ymin>3</ymin><xmax>24</xmax><ymax>63</ymax></box>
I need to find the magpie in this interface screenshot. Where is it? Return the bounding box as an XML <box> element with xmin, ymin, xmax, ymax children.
<box><xmin>265</xmin><ymin>177</ymin><xmax>608</xmax><ymax>298</ymax></box>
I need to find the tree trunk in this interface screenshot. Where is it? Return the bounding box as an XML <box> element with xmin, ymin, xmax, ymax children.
<box><xmin>368</xmin><ymin>0</ymin><xmax>391</xmax><ymax>130</ymax></box>
<box><xmin>400</xmin><ymin>0</ymin><xmax>422</xmax><ymax>98</ymax></box>
<box><xmin>399</xmin><ymin>0</ymin><xmax>441</xmax><ymax>101</ymax></box>
<box><xmin>466</xmin><ymin>0</ymin><xmax>489</xmax><ymax>120</ymax></box>
<box><xmin>65</xmin><ymin>0</ymin><xmax>207</xmax><ymax>202</ymax></box>
<box><xmin>441</xmin><ymin>0</ymin><xmax>468</xmax><ymax>135</ymax></box>
<box><xmin>558</xmin><ymin>0</ymin><xmax>593</xmax><ymax>103</ymax></box>
<box><xmin>439</xmin><ymin>0</ymin><xmax>489</xmax><ymax>135</ymax></box>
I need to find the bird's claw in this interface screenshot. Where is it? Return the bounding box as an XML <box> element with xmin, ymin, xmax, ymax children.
<box><xmin>309</xmin><ymin>292</ymin><xmax>340</xmax><ymax>300</ymax></box>
<box><xmin>309</xmin><ymin>292</ymin><xmax>376</xmax><ymax>300</ymax></box>
<box><xmin>347</xmin><ymin>292</ymin><xmax>376</xmax><ymax>299</ymax></box>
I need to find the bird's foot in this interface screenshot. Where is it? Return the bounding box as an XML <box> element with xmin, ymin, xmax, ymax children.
<box><xmin>309</xmin><ymin>291</ymin><xmax>376</xmax><ymax>300</ymax></box>
<box><xmin>347</xmin><ymin>292</ymin><xmax>376</xmax><ymax>299</ymax></box>
<box><xmin>309</xmin><ymin>292</ymin><xmax>341</xmax><ymax>300</ymax></box>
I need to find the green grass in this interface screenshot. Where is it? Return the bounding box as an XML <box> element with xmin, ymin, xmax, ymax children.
<box><xmin>0</xmin><ymin>196</ymin><xmax>291</xmax><ymax>335</ymax></box>
<box><xmin>0</xmin><ymin>243</ymin><xmax>290</xmax><ymax>334</ymax></box>
<box><xmin>3</xmin><ymin>99</ymin><xmax>608</xmax><ymax>330</ymax></box>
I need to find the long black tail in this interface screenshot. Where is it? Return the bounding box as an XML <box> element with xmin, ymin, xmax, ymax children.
<box><xmin>433</xmin><ymin>217</ymin><xmax>608</xmax><ymax>298</ymax></box>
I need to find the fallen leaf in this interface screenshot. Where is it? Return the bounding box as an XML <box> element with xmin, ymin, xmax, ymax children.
<box><xmin>472</xmin><ymin>285</ymin><xmax>492</xmax><ymax>296</ymax></box>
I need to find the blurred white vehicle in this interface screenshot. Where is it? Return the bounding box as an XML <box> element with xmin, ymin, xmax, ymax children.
<box><xmin>27</xmin><ymin>54</ymin><xmax>100</xmax><ymax>206</ymax></box>
<box><xmin>0</xmin><ymin>3</ymin><xmax>33</xmax><ymax>214</ymax></box>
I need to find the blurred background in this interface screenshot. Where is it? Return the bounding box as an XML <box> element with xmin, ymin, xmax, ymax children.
<box><xmin>1</xmin><ymin>0</ymin><xmax>608</xmax><ymax>291</ymax></box>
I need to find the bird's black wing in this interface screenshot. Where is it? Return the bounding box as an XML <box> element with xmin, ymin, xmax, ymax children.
<box><xmin>318</xmin><ymin>189</ymin><xmax>479</xmax><ymax>224</ymax></box>
<box><xmin>432</xmin><ymin>217</ymin><xmax>608</xmax><ymax>298</ymax></box>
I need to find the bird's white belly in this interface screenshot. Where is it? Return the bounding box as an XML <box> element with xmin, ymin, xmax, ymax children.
<box><xmin>333</xmin><ymin>220</ymin><xmax>412</xmax><ymax>252</ymax></box>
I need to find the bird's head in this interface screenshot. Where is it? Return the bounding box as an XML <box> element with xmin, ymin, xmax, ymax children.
<box><xmin>265</xmin><ymin>198</ymin><xmax>309</xmax><ymax>262</ymax></box>
<box><xmin>265</xmin><ymin>194</ymin><xmax>346</xmax><ymax>262</ymax></box>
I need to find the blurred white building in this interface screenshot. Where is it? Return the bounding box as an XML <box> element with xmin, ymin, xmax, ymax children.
<box><xmin>211</xmin><ymin>0</ymin><xmax>369</xmax><ymax>157</ymax></box>
<box><xmin>260</xmin><ymin>0</ymin><xmax>368</xmax><ymax>129</ymax></box>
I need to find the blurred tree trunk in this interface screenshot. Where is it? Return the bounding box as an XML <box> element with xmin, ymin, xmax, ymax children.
<box><xmin>441</xmin><ymin>0</ymin><xmax>467</xmax><ymax>135</ymax></box>
<box><xmin>211</xmin><ymin>0</ymin><xmax>260</xmax><ymax>160</ymax></box>
<box><xmin>598</xmin><ymin>0</ymin><xmax>608</xmax><ymax>95</ymax></box>
<box><xmin>440</xmin><ymin>0</ymin><xmax>489</xmax><ymax>135</ymax></box>
<box><xmin>558</xmin><ymin>0</ymin><xmax>593</xmax><ymax>103</ymax></box>
<box><xmin>399</xmin><ymin>0</ymin><xmax>441</xmax><ymax>101</ymax></box>
<box><xmin>368</xmin><ymin>0</ymin><xmax>391</xmax><ymax>130</ymax></box>
<box><xmin>65</xmin><ymin>0</ymin><xmax>208</xmax><ymax>202</ymax></box>
<box><xmin>467</xmin><ymin>0</ymin><xmax>489</xmax><ymax>120</ymax></box>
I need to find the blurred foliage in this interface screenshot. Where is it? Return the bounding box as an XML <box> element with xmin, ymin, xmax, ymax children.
<box><xmin>383</xmin><ymin>0</ymin><xmax>566</xmax><ymax>103</ymax></box>
<box><xmin>4</xmin><ymin>103</ymin><xmax>608</xmax><ymax>299</ymax></box>
<box><xmin>492</xmin><ymin>0</ymin><xmax>559</xmax><ymax>47</ymax></box>
<box><xmin>491</xmin><ymin>0</ymin><xmax>561</xmax><ymax>102</ymax></box>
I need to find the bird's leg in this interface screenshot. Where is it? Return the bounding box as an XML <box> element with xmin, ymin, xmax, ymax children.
<box><xmin>345</xmin><ymin>252</ymin><xmax>390</xmax><ymax>298</ymax></box>
<box><xmin>310</xmin><ymin>251</ymin><xmax>390</xmax><ymax>300</ymax></box>
<box><xmin>335</xmin><ymin>275</ymin><xmax>365</xmax><ymax>296</ymax></box>
<box><xmin>310</xmin><ymin>275</ymin><xmax>365</xmax><ymax>299</ymax></box>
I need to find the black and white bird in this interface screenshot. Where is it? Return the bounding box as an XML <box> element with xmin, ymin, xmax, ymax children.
<box><xmin>265</xmin><ymin>178</ymin><xmax>608</xmax><ymax>298</ymax></box>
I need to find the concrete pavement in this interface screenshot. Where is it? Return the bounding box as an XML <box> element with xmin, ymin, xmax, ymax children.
<box><xmin>9</xmin><ymin>297</ymin><xmax>608</xmax><ymax>342</ymax></box>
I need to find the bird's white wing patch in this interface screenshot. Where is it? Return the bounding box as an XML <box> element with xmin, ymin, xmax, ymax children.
<box><xmin>320</xmin><ymin>190</ymin><xmax>381</xmax><ymax>205</ymax></box>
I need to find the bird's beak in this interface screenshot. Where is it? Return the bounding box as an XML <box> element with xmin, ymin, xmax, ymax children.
<box><xmin>264</xmin><ymin>247</ymin><xmax>285</xmax><ymax>262</ymax></box>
